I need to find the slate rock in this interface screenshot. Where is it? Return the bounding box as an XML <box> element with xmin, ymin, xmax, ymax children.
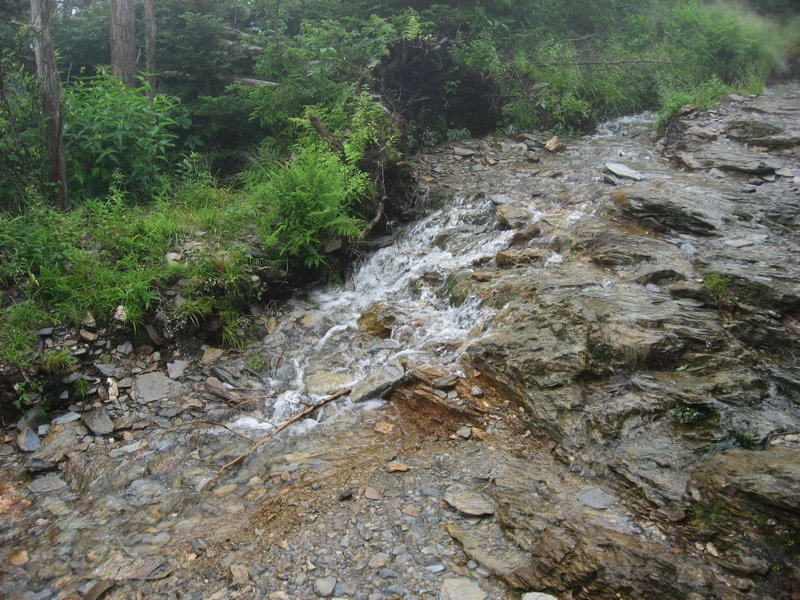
<box><xmin>82</xmin><ymin>407</ymin><xmax>114</xmax><ymax>436</ymax></box>
<box><xmin>605</xmin><ymin>162</ymin><xmax>643</xmax><ymax>181</ymax></box>
<box><xmin>167</xmin><ymin>360</ymin><xmax>189</xmax><ymax>379</ymax></box>
<box><xmin>28</xmin><ymin>475</ymin><xmax>67</xmax><ymax>493</ymax></box>
<box><xmin>578</xmin><ymin>488</ymin><xmax>617</xmax><ymax>510</ymax></box>
<box><xmin>349</xmin><ymin>362</ymin><xmax>405</xmax><ymax>402</ymax></box>
<box><xmin>134</xmin><ymin>372</ymin><xmax>185</xmax><ymax>404</ymax></box>
<box><xmin>444</xmin><ymin>485</ymin><xmax>495</xmax><ymax>516</ymax></box>
<box><xmin>30</xmin><ymin>421</ymin><xmax>87</xmax><ymax>466</ymax></box>
<box><xmin>17</xmin><ymin>428</ymin><xmax>41</xmax><ymax>452</ymax></box>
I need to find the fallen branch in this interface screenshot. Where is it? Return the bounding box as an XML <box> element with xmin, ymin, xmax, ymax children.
<box><xmin>199</xmin><ymin>387</ymin><xmax>352</xmax><ymax>491</ymax></box>
<box><xmin>310</xmin><ymin>116</ymin><xmax>347</xmax><ymax>162</ymax></box>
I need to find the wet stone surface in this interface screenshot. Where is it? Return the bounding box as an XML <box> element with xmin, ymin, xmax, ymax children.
<box><xmin>1</xmin><ymin>84</ymin><xmax>799</xmax><ymax>600</ymax></box>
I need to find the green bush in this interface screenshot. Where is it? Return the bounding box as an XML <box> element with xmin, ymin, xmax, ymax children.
<box><xmin>63</xmin><ymin>70</ymin><xmax>187</xmax><ymax>202</ymax></box>
<box><xmin>254</xmin><ymin>145</ymin><xmax>368</xmax><ymax>276</ymax></box>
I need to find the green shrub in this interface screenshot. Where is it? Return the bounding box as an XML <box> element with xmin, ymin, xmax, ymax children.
<box><xmin>254</xmin><ymin>145</ymin><xmax>368</xmax><ymax>276</ymax></box>
<box><xmin>63</xmin><ymin>70</ymin><xmax>187</xmax><ymax>202</ymax></box>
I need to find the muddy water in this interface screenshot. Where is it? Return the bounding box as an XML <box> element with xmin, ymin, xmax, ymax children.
<box><xmin>2</xmin><ymin>90</ymin><xmax>799</xmax><ymax>600</ymax></box>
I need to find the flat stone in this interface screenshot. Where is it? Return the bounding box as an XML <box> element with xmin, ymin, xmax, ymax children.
<box><xmin>605</xmin><ymin>162</ymin><xmax>643</xmax><ymax>181</ymax></box>
<box><xmin>95</xmin><ymin>363</ymin><xmax>119</xmax><ymax>378</ymax></box>
<box><xmin>496</xmin><ymin>204</ymin><xmax>533</xmax><ymax>229</ymax></box>
<box><xmin>387</xmin><ymin>462</ymin><xmax>409</xmax><ymax>472</ymax></box>
<box><xmin>30</xmin><ymin>421</ymin><xmax>87</xmax><ymax>465</ymax></box>
<box><xmin>444</xmin><ymin>485</ymin><xmax>495</xmax><ymax>516</ymax></box>
<box><xmin>109</xmin><ymin>440</ymin><xmax>146</xmax><ymax>457</ymax></box>
<box><xmin>82</xmin><ymin>407</ymin><xmax>114</xmax><ymax>436</ymax></box>
<box><xmin>314</xmin><ymin>576</ymin><xmax>337</xmax><ymax>597</ymax></box>
<box><xmin>578</xmin><ymin>487</ymin><xmax>617</xmax><ymax>510</ymax></box>
<box><xmin>453</xmin><ymin>147</ymin><xmax>475</xmax><ymax>157</ymax></box>
<box><xmin>17</xmin><ymin>428</ymin><xmax>41</xmax><ymax>452</ymax></box>
<box><xmin>28</xmin><ymin>475</ymin><xmax>67</xmax><ymax>494</ymax></box>
<box><xmin>440</xmin><ymin>577</ymin><xmax>487</xmax><ymax>600</ymax></box>
<box><xmin>52</xmin><ymin>411</ymin><xmax>81</xmax><ymax>425</ymax></box>
<box><xmin>134</xmin><ymin>372</ymin><xmax>185</xmax><ymax>404</ymax></box>
<box><xmin>202</xmin><ymin>347</ymin><xmax>225</xmax><ymax>364</ymax></box>
<box><xmin>167</xmin><ymin>360</ymin><xmax>189</xmax><ymax>379</ymax></box>
<box><xmin>80</xmin><ymin>328</ymin><xmax>97</xmax><ymax>342</ymax></box>
<box><xmin>349</xmin><ymin>361</ymin><xmax>405</xmax><ymax>402</ymax></box>
<box><xmin>364</xmin><ymin>486</ymin><xmax>381</xmax><ymax>500</ymax></box>
<box><xmin>522</xmin><ymin>594</ymin><xmax>560</xmax><ymax>600</ymax></box>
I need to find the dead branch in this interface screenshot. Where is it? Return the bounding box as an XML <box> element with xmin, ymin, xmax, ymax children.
<box><xmin>199</xmin><ymin>387</ymin><xmax>352</xmax><ymax>491</ymax></box>
<box><xmin>362</xmin><ymin>197</ymin><xmax>385</xmax><ymax>237</ymax></box>
<box><xmin>310</xmin><ymin>115</ymin><xmax>347</xmax><ymax>162</ymax></box>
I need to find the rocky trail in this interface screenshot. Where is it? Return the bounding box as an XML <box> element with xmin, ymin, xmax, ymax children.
<box><xmin>1</xmin><ymin>84</ymin><xmax>799</xmax><ymax>600</ymax></box>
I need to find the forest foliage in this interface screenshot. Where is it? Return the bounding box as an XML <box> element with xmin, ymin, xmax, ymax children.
<box><xmin>1</xmin><ymin>0</ymin><xmax>799</xmax><ymax>373</ymax></box>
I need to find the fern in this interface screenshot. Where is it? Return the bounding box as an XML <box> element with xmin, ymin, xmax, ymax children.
<box><xmin>254</xmin><ymin>145</ymin><xmax>367</xmax><ymax>277</ymax></box>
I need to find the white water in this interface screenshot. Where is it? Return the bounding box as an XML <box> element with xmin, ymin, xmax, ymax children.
<box><xmin>230</xmin><ymin>193</ymin><xmax>515</xmax><ymax>431</ymax></box>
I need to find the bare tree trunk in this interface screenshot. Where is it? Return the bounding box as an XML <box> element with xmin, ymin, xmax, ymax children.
<box><xmin>145</xmin><ymin>0</ymin><xmax>156</xmax><ymax>99</ymax></box>
<box><xmin>109</xmin><ymin>0</ymin><xmax>136</xmax><ymax>87</ymax></box>
<box><xmin>30</xmin><ymin>0</ymin><xmax>69</xmax><ymax>209</ymax></box>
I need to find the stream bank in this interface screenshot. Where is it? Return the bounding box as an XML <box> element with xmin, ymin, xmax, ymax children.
<box><xmin>1</xmin><ymin>85</ymin><xmax>799</xmax><ymax>600</ymax></box>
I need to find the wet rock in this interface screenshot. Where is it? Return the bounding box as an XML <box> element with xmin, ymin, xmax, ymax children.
<box><xmin>692</xmin><ymin>445</ymin><xmax>800</xmax><ymax>527</ymax></box>
<box><xmin>134</xmin><ymin>372</ymin><xmax>185</xmax><ymax>404</ymax></box>
<box><xmin>440</xmin><ymin>577</ymin><xmax>487</xmax><ymax>600</ymax></box>
<box><xmin>17</xmin><ymin>428</ymin><xmax>41</xmax><ymax>452</ymax></box>
<box><xmin>577</xmin><ymin>488</ymin><xmax>617</xmax><ymax>510</ymax></box>
<box><xmin>357</xmin><ymin>302</ymin><xmax>398</xmax><ymax>338</ymax></box>
<box><xmin>28</xmin><ymin>475</ymin><xmax>67</xmax><ymax>493</ymax></box>
<box><xmin>444</xmin><ymin>485</ymin><xmax>495</xmax><ymax>516</ymax></box>
<box><xmin>29</xmin><ymin>421</ymin><xmax>87</xmax><ymax>467</ymax></box>
<box><xmin>604</xmin><ymin>162</ymin><xmax>643</xmax><ymax>181</ymax></box>
<box><xmin>618</xmin><ymin>190</ymin><xmax>718</xmax><ymax>236</ymax></box>
<box><xmin>724</xmin><ymin>118</ymin><xmax>799</xmax><ymax>148</ymax></box>
<box><xmin>674</xmin><ymin>145</ymin><xmax>781</xmax><ymax>174</ymax></box>
<box><xmin>82</xmin><ymin>407</ymin><xmax>114</xmax><ymax>436</ymax></box>
<box><xmin>544</xmin><ymin>136</ymin><xmax>565</xmax><ymax>152</ymax></box>
<box><xmin>496</xmin><ymin>204</ymin><xmax>534</xmax><ymax>229</ymax></box>
<box><xmin>349</xmin><ymin>361</ymin><xmax>405</xmax><ymax>402</ymax></box>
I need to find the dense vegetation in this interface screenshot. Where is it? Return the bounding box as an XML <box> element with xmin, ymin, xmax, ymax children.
<box><xmin>1</xmin><ymin>0</ymin><xmax>799</xmax><ymax>400</ymax></box>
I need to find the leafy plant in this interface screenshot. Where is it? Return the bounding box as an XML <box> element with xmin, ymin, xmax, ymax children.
<box><xmin>63</xmin><ymin>70</ymin><xmax>187</xmax><ymax>202</ymax></box>
<box><xmin>254</xmin><ymin>145</ymin><xmax>368</xmax><ymax>276</ymax></box>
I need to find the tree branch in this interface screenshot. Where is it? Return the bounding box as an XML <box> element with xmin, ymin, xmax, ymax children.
<box><xmin>199</xmin><ymin>387</ymin><xmax>351</xmax><ymax>491</ymax></box>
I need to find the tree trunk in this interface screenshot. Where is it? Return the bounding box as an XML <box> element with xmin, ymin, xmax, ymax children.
<box><xmin>30</xmin><ymin>0</ymin><xmax>69</xmax><ymax>209</ymax></box>
<box><xmin>109</xmin><ymin>0</ymin><xmax>136</xmax><ymax>87</ymax></box>
<box><xmin>145</xmin><ymin>0</ymin><xmax>156</xmax><ymax>99</ymax></box>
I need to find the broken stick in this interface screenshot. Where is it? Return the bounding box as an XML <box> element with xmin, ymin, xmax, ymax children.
<box><xmin>199</xmin><ymin>387</ymin><xmax>352</xmax><ymax>492</ymax></box>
